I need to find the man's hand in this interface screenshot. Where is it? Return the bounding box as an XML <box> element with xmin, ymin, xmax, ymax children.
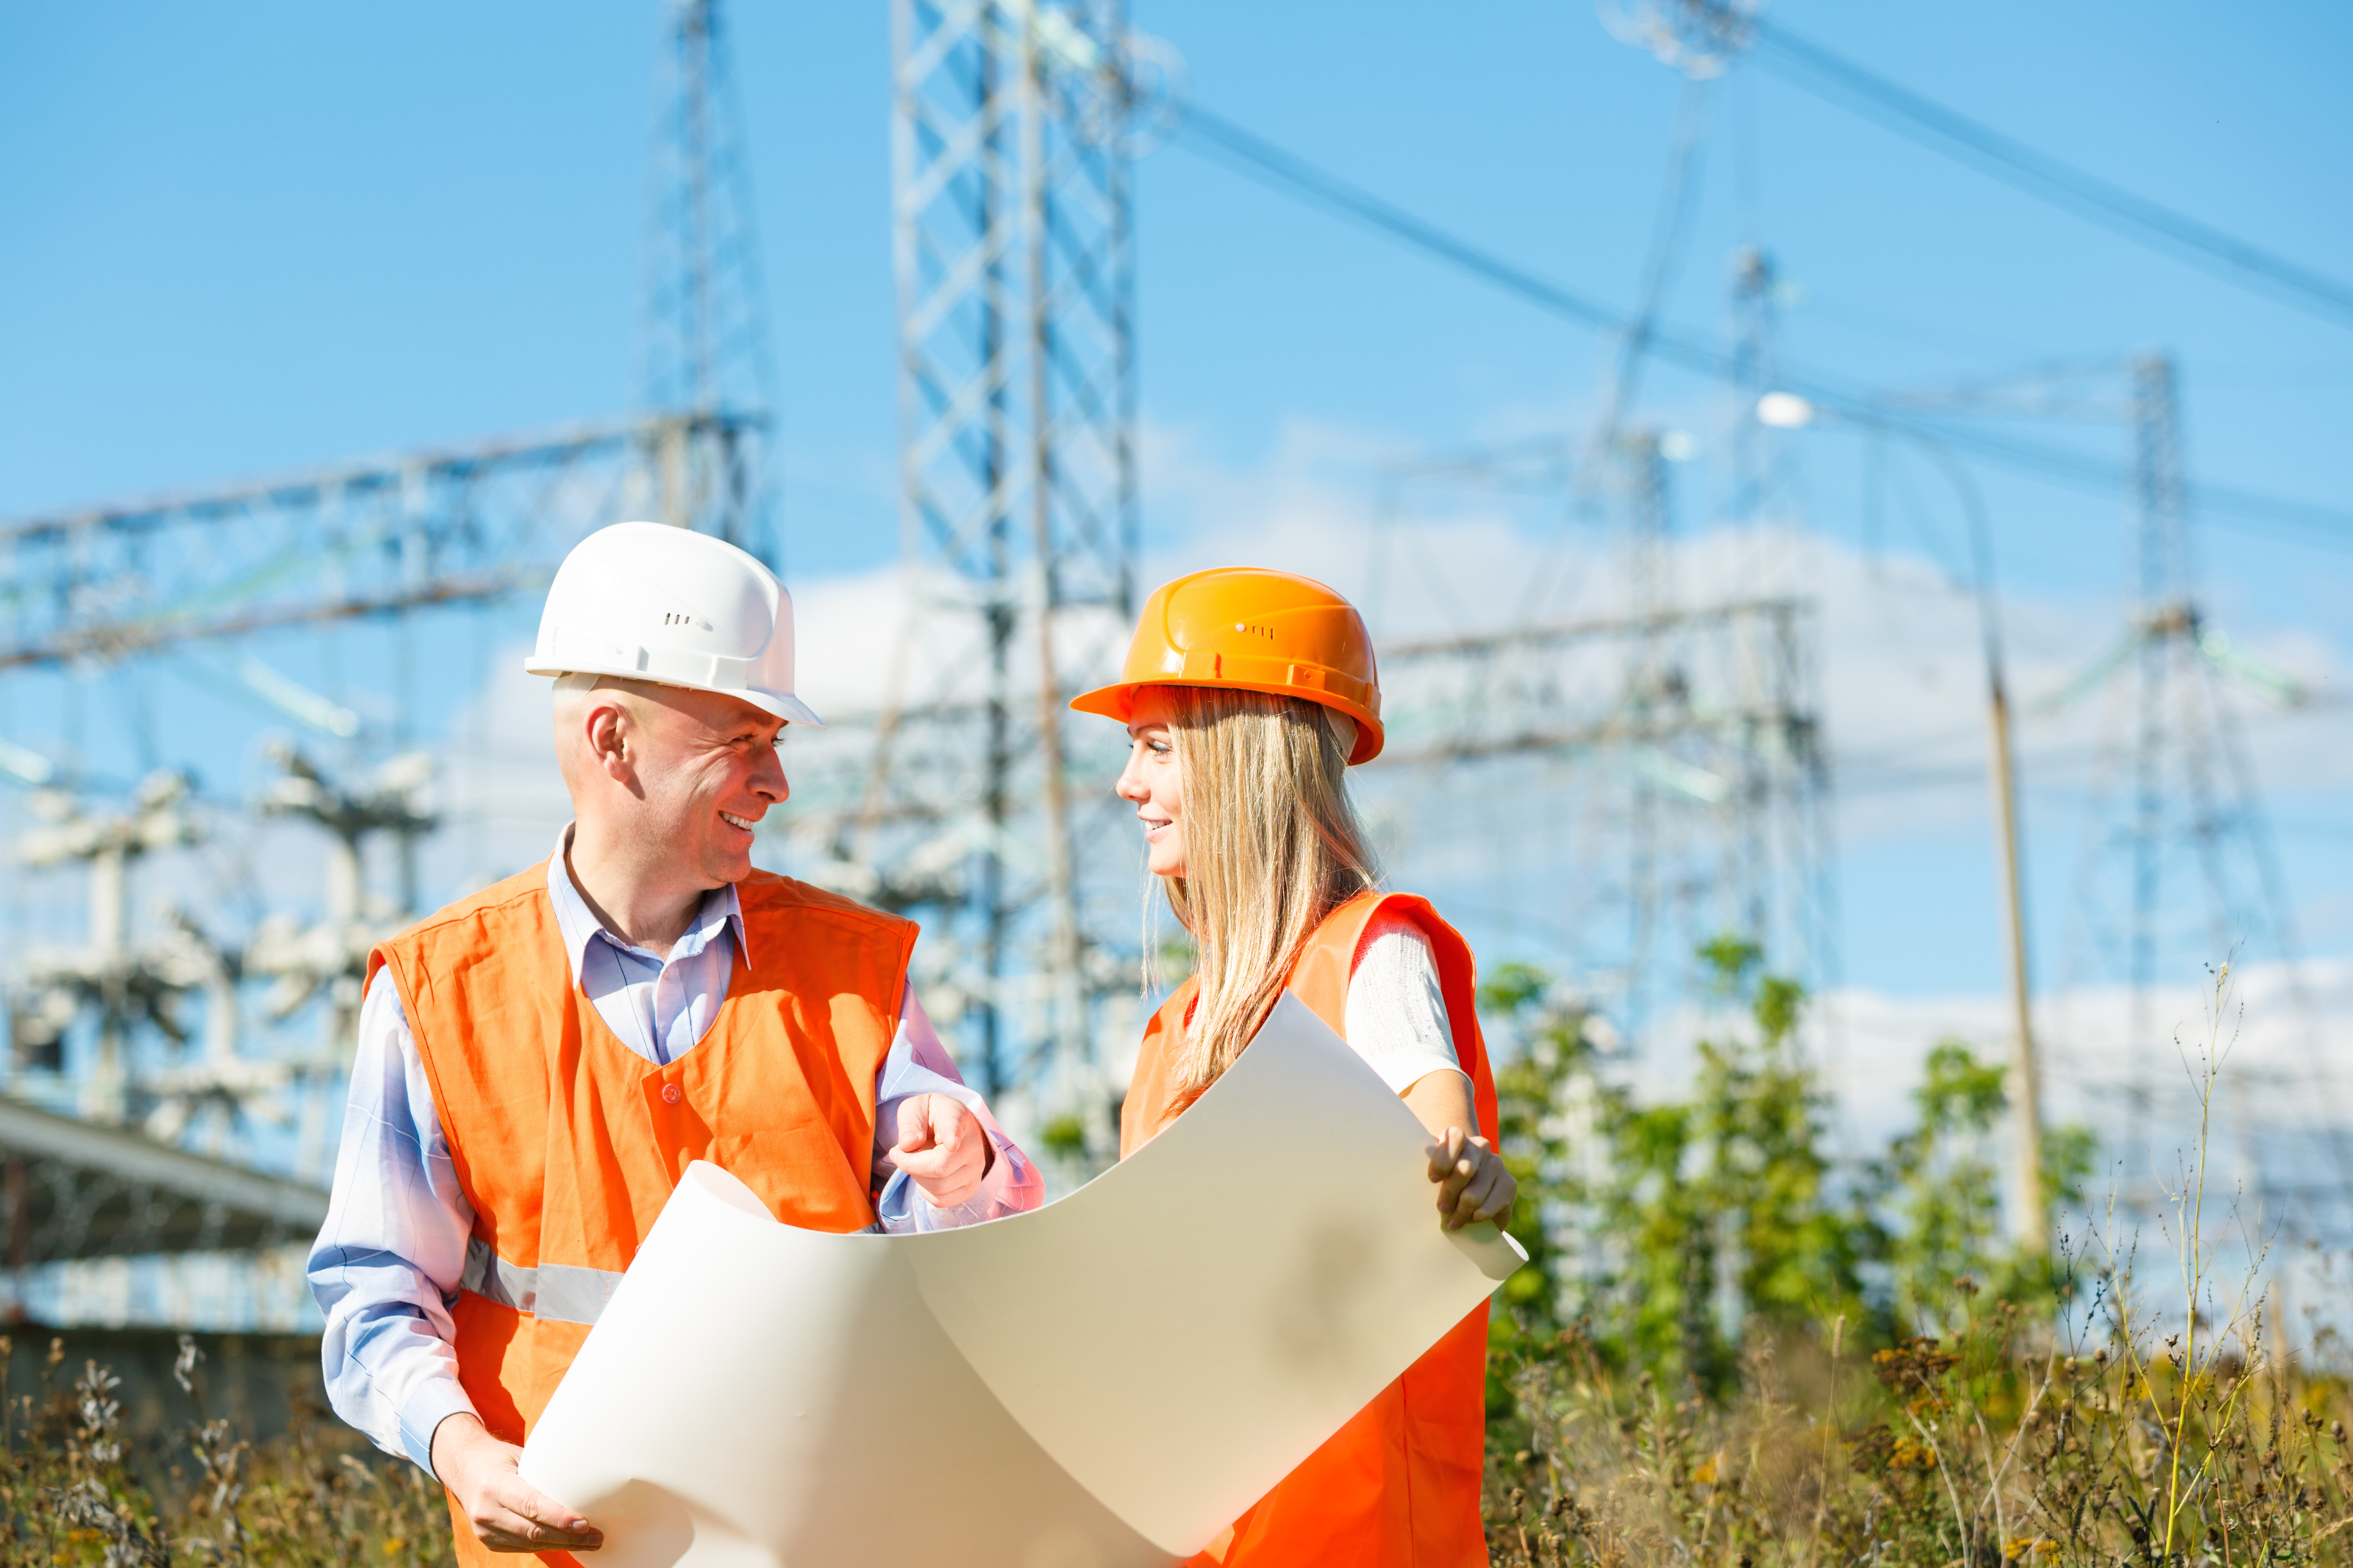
<box><xmin>890</xmin><ymin>1093</ymin><xmax>996</xmax><ymax>1208</ymax></box>
<box><xmin>1425</xmin><ymin>1126</ymin><xmax>1515</xmax><ymax>1232</ymax></box>
<box><xmin>431</xmin><ymin>1412</ymin><xmax>602</xmax><ymax>1555</ymax></box>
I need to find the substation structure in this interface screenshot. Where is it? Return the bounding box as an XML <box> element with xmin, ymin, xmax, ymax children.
<box><xmin>9</xmin><ymin>0</ymin><xmax>2340</xmax><ymax>1332</ymax></box>
<box><xmin>1869</xmin><ymin>353</ymin><xmax>2353</xmax><ymax>1241</ymax></box>
<box><xmin>0</xmin><ymin>0</ymin><xmax>774</xmax><ymax>1302</ymax></box>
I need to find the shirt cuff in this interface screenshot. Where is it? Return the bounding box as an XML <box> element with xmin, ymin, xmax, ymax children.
<box><xmin>873</xmin><ymin>1128</ymin><xmax>1036</xmax><ymax>1234</ymax></box>
<box><xmin>396</xmin><ymin>1374</ymin><xmax>480</xmax><ymax>1475</ymax></box>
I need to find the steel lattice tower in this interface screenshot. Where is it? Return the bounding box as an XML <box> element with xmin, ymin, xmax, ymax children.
<box><xmin>887</xmin><ymin>0</ymin><xmax>1140</xmax><ymax>1097</ymax></box>
<box><xmin>643</xmin><ymin>0</ymin><xmax>777</xmax><ymax>559</ymax></box>
<box><xmin>1357</xmin><ymin>247</ymin><xmax>1836</xmax><ymax>1052</ymax></box>
<box><xmin>2058</xmin><ymin>354</ymin><xmax>2349</xmax><ymax>1222</ymax></box>
<box><xmin>0</xmin><ymin>1</ymin><xmax>783</xmax><ymax>1276</ymax></box>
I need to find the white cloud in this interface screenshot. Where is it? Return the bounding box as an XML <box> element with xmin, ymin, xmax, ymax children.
<box><xmin>1117</xmin><ymin>412</ymin><xmax>2353</xmax><ymax>844</ymax></box>
<box><xmin>16</xmin><ymin>409</ymin><xmax>2344</xmax><ymax>1244</ymax></box>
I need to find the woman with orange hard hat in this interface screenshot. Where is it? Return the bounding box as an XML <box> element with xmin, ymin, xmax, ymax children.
<box><xmin>1071</xmin><ymin>566</ymin><xmax>1515</xmax><ymax>1568</ymax></box>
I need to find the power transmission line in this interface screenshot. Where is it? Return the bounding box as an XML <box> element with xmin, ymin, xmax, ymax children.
<box><xmin>1170</xmin><ymin>104</ymin><xmax>2353</xmax><ymax>548</ymax></box>
<box><xmin>1747</xmin><ymin>19</ymin><xmax>2353</xmax><ymax>334</ymax></box>
<box><xmin>1176</xmin><ymin>105</ymin><xmax>1627</xmax><ymax>331</ymax></box>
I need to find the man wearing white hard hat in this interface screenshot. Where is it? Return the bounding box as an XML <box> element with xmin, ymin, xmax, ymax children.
<box><xmin>308</xmin><ymin>523</ymin><xmax>1042</xmax><ymax>1563</ymax></box>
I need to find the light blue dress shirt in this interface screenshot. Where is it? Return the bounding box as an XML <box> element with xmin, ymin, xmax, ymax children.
<box><xmin>307</xmin><ymin>835</ymin><xmax>1041</xmax><ymax>1472</ymax></box>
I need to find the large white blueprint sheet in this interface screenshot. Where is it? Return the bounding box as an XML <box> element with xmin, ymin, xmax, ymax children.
<box><xmin>520</xmin><ymin>991</ymin><xmax>1527</xmax><ymax>1568</ymax></box>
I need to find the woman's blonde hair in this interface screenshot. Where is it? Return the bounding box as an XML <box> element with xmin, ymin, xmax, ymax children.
<box><xmin>1160</xmin><ymin>685</ymin><xmax>1379</xmax><ymax>1106</ymax></box>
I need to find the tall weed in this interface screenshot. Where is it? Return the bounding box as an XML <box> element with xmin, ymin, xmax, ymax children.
<box><xmin>0</xmin><ymin>1332</ymin><xmax>452</xmax><ymax>1566</ymax></box>
<box><xmin>1483</xmin><ymin>956</ymin><xmax>2341</xmax><ymax>1566</ymax></box>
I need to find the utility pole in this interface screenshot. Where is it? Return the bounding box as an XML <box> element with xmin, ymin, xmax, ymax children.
<box><xmin>1957</xmin><ymin>462</ymin><xmax>2044</xmax><ymax>1256</ymax></box>
<box><xmin>1909</xmin><ymin>426</ymin><xmax>2045</xmax><ymax>1255</ymax></box>
<box><xmin>1988</xmin><ymin>665</ymin><xmax>2044</xmax><ymax>1250</ymax></box>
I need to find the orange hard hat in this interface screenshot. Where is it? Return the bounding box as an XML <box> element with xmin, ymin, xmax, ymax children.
<box><xmin>1069</xmin><ymin>567</ymin><xmax>1385</xmax><ymax>763</ymax></box>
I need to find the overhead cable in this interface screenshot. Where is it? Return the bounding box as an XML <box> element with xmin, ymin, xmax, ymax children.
<box><xmin>1749</xmin><ymin>20</ymin><xmax>2353</xmax><ymax>333</ymax></box>
<box><xmin>1169</xmin><ymin>104</ymin><xmax>2353</xmax><ymax>549</ymax></box>
<box><xmin>1178</xmin><ymin>107</ymin><xmax>1629</xmax><ymax>334</ymax></box>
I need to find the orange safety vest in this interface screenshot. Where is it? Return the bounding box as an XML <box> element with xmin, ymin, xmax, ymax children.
<box><xmin>1121</xmin><ymin>891</ymin><xmax>1497</xmax><ymax>1568</ymax></box>
<box><xmin>367</xmin><ymin>864</ymin><xmax>916</xmax><ymax>1568</ymax></box>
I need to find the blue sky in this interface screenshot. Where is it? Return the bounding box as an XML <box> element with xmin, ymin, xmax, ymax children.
<box><xmin>4</xmin><ymin>0</ymin><xmax>2351</xmax><ymax>1027</ymax></box>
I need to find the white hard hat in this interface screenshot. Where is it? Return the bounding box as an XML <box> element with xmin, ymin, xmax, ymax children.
<box><xmin>525</xmin><ymin>522</ymin><xmax>822</xmax><ymax>726</ymax></box>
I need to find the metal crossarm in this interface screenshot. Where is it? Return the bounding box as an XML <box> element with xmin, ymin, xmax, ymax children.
<box><xmin>0</xmin><ymin>411</ymin><xmax>763</xmax><ymax>672</ymax></box>
<box><xmin>0</xmin><ymin>1096</ymin><xmax>329</xmax><ymax>1262</ymax></box>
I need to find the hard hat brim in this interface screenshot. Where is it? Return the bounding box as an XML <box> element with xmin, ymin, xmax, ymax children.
<box><xmin>526</xmin><ymin>659</ymin><xmax>825</xmax><ymax>729</ymax></box>
<box><xmin>1068</xmin><ymin>678</ymin><xmax>1382</xmax><ymax>765</ymax></box>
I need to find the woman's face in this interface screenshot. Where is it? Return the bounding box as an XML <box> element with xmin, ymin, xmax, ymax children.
<box><xmin>1115</xmin><ymin>687</ymin><xmax>1186</xmax><ymax>878</ymax></box>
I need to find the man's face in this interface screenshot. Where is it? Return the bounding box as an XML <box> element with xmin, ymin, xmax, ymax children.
<box><xmin>627</xmin><ymin>684</ymin><xmax>790</xmax><ymax>887</ymax></box>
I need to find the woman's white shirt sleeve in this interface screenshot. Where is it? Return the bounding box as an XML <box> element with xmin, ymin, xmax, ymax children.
<box><xmin>1339</xmin><ymin>908</ymin><xmax>1467</xmax><ymax>1095</ymax></box>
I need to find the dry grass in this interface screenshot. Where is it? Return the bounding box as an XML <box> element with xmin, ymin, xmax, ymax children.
<box><xmin>1476</xmin><ymin>954</ymin><xmax>2329</xmax><ymax>1564</ymax></box>
<box><xmin>1484</xmin><ymin>1295</ymin><xmax>2353</xmax><ymax>1567</ymax></box>
<box><xmin>0</xmin><ymin>1333</ymin><xmax>452</xmax><ymax>1567</ymax></box>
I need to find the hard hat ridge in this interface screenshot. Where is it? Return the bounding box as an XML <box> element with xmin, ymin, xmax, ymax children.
<box><xmin>526</xmin><ymin>521</ymin><xmax>822</xmax><ymax>727</ymax></box>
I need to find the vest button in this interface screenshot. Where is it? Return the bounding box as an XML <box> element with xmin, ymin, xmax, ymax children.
<box><xmin>661</xmin><ymin>1083</ymin><xmax>683</xmax><ymax>1106</ymax></box>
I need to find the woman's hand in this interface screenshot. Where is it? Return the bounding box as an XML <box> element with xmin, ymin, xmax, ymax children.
<box><xmin>1425</xmin><ymin>1126</ymin><xmax>1515</xmax><ymax>1231</ymax></box>
<box><xmin>1401</xmin><ymin>1070</ymin><xmax>1514</xmax><ymax>1231</ymax></box>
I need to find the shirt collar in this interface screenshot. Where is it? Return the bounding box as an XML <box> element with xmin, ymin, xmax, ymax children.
<box><xmin>544</xmin><ymin>826</ymin><xmax>749</xmax><ymax>987</ymax></box>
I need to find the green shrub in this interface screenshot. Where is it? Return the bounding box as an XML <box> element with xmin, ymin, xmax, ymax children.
<box><xmin>1481</xmin><ymin>939</ymin><xmax>2093</xmax><ymax>1409</ymax></box>
<box><xmin>1479</xmin><ymin>951</ymin><xmax>2324</xmax><ymax>1565</ymax></box>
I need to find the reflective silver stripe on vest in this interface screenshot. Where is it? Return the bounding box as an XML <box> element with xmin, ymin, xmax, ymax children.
<box><xmin>460</xmin><ymin>1236</ymin><xmax>624</xmax><ymax>1327</ymax></box>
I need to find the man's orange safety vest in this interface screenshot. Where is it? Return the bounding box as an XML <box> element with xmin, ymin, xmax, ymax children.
<box><xmin>1121</xmin><ymin>890</ymin><xmax>1497</xmax><ymax>1568</ymax></box>
<box><xmin>367</xmin><ymin>864</ymin><xmax>916</xmax><ymax>1568</ymax></box>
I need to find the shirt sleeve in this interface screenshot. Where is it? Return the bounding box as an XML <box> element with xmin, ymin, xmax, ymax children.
<box><xmin>1341</xmin><ymin>908</ymin><xmax>1468</xmax><ymax>1098</ymax></box>
<box><xmin>871</xmin><ymin>987</ymin><xmax>1046</xmax><ymax>1234</ymax></box>
<box><xmin>306</xmin><ymin>968</ymin><xmax>480</xmax><ymax>1473</ymax></box>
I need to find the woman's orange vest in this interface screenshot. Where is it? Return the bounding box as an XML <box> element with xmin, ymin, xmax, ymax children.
<box><xmin>367</xmin><ymin>864</ymin><xmax>916</xmax><ymax>1568</ymax></box>
<box><xmin>1122</xmin><ymin>891</ymin><xmax>1497</xmax><ymax>1568</ymax></box>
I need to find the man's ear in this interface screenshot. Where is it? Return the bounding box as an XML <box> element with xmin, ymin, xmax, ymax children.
<box><xmin>585</xmin><ymin>698</ymin><xmax>632</xmax><ymax>784</ymax></box>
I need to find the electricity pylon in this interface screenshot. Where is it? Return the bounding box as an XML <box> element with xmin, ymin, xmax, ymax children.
<box><xmin>643</xmin><ymin>0</ymin><xmax>778</xmax><ymax>559</ymax></box>
<box><xmin>1360</xmin><ymin>244</ymin><xmax>1836</xmax><ymax>1050</ymax></box>
<box><xmin>0</xmin><ymin>0</ymin><xmax>774</xmax><ymax>1210</ymax></box>
<box><xmin>876</xmin><ymin>0</ymin><xmax>1153</xmax><ymax>1104</ymax></box>
<box><xmin>2050</xmin><ymin>354</ymin><xmax>2346</xmax><ymax>1223</ymax></box>
<box><xmin>1371</xmin><ymin>587</ymin><xmax>1832</xmax><ymax>1040</ymax></box>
